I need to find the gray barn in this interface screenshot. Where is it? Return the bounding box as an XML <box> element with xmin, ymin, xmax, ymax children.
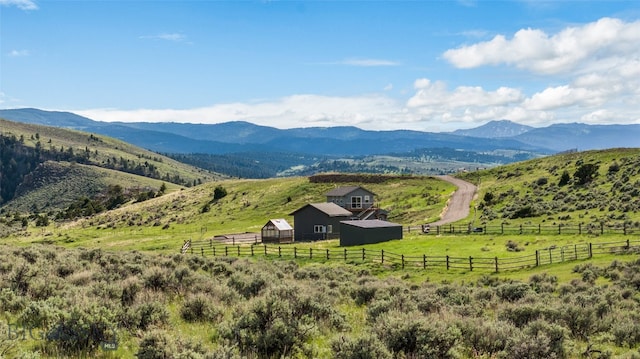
<box><xmin>339</xmin><ymin>219</ymin><xmax>403</xmax><ymax>246</ymax></box>
<box><xmin>290</xmin><ymin>203</ymin><xmax>353</xmax><ymax>241</ymax></box>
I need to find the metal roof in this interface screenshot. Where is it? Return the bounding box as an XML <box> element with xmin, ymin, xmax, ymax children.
<box><xmin>340</xmin><ymin>219</ymin><xmax>402</xmax><ymax>229</ymax></box>
<box><xmin>265</xmin><ymin>218</ymin><xmax>293</xmax><ymax>231</ymax></box>
<box><xmin>325</xmin><ymin>186</ymin><xmax>374</xmax><ymax>197</ymax></box>
<box><xmin>291</xmin><ymin>203</ymin><xmax>353</xmax><ymax>217</ymax></box>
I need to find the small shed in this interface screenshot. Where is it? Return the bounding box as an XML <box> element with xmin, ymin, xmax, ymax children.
<box><xmin>339</xmin><ymin>219</ymin><xmax>403</xmax><ymax>246</ymax></box>
<box><xmin>261</xmin><ymin>219</ymin><xmax>294</xmax><ymax>243</ymax></box>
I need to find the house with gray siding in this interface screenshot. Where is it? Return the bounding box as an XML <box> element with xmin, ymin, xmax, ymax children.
<box><xmin>290</xmin><ymin>203</ymin><xmax>352</xmax><ymax>241</ymax></box>
<box><xmin>326</xmin><ymin>186</ymin><xmax>388</xmax><ymax>220</ymax></box>
<box><xmin>339</xmin><ymin>219</ymin><xmax>403</xmax><ymax>246</ymax></box>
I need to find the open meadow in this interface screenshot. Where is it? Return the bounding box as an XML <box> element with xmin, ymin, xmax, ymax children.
<box><xmin>2</xmin><ymin>149</ymin><xmax>640</xmax><ymax>357</ymax></box>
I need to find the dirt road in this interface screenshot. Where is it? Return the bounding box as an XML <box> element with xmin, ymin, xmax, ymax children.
<box><xmin>430</xmin><ymin>175</ymin><xmax>477</xmax><ymax>226</ymax></box>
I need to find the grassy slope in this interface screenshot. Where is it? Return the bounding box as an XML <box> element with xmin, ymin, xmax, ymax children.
<box><xmin>457</xmin><ymin>148</ymin><xmax>640</xmax><ymax>227</ymax></box>
<box><xmin>8</xmin><ymin>176</ymin><xmax>455</xmax><ymax>251</ymax></box>
<box><xmin>0</xmin><ymin>118</ymin><xmax>222</xmax><ymax>186</ymax></box>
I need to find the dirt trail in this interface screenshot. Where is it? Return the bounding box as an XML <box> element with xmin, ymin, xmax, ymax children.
<box><xmin>430</xmin><ymin>175</ymin><xmax>477</xmax><ymax>226</ymax></box>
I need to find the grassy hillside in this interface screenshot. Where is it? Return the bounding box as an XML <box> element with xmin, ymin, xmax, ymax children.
<box><xmin>458</xmin><ymin>148</ymin><xmax>640</xmax><ymax>228</ymax></box>
<box><xmin>0</xmin><ymin>118</ymin><xmax>222</xmax><ymax>188</ymax></box>
<box><xmin>6</xmin><ymin>175</ymin><xmax>455</xmax><ymax>251</ymax></box>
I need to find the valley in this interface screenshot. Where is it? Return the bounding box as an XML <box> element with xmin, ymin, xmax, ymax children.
<box><xmin>1</xmin><ymin>112</ymin><xmax>640</xmax><ymax>358</ymax></box>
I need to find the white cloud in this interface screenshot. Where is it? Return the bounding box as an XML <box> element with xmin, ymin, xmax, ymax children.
<box><xmin>443</xmin><ymin>17</ymin><xmax>640</xmax><ymax>75</ymax></box>
<box><xmin>139</xmin><ymin>33</ymin><xmax>188</xmax><ymax>43</ymax></box>
<box><xmin>407</xmin><ymin>78</ymin><xmax>524</xmax><ymax>108</ymax></box>
<box><xmin>74</xmin><ymin>94</ymin><xmax>417</xmax><ymax>131</ymax></box>
<box><xmin>8</xmin><ymin>49</ymin><xmax>29</xmax><ymax>57</ymax></box>
<box><xmin>0</xmin><ymin>0</ymin><xmax>37</xmax><ymax>10</ymax></box>
<box><xmin>341</xmin><ymin>58</ymin><xmax>400</xmax><ymax>67</ymax></box>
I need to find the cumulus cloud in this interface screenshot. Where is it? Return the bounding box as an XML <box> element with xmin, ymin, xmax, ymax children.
<box><xmin>0</xmin><ymin>0</ymin><xmax>37</xmax><ymax>10</ymax></box>
<box><xmin>443</xmin><ymin>17</ymin><xmax>640</xmax><ymax>75</ymax></box>
<box><xmin>74</xmin><ymin>94</ymin><xmax>416</xmax><ymax>131</ymax></box>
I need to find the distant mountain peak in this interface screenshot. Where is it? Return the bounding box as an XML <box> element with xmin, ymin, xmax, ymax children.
<box><xmin>452</xmin><ymin>120</ymin><xmax>534</xmax><ymax>138</ymax></box>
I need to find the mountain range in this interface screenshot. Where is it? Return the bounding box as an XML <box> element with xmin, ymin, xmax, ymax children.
<box><xmin>2</xmin><ymin>108</ymin><xmax>639</xmax><ymax>156</ymax></box>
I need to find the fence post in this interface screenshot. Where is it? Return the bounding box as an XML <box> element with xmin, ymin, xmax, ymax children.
<box><xmin>326</xmin><ymin>249</ymin><xmax>330</xmax><ymax>260</ymax></box>
<box><xmin>401</xmin><ymin>255</ymin><xmax>405</xmax><ymax>269</ymax></box>
<box><xmin>535</xmin><ymin>250</ymin><xmax>539</xmax><ymax>267</ymax></box>
<box><xmin>627</xmin><ymin>239</ymin><xmax>630</xmax><ymax>250</ymax></box>
<box><xmin>201</xmin><ymin>248</ymin><xmax>204</xmax><ymax>257</ymax></box>
<box><xmin>209</xmin><ymin>238</ymin><xmax>212</xmax><ymax>248</ymax></box>
<box><xmin>574</xmin><ymin>244</ymin><xmax>577</xmax><ymax>260</ymax></box>
<box><xmin>237</xmin><ymin>246</ymin><xmax>240</xmax><ymax>256</ymax></box>
<box><xmin>519</xmin><ymin>224</ymin><xmax>522</xmax><ymax>235</ymax></box>
<box><xmin>213</xmin><ymin>247</ymin><xmax>216</xmax><ymax>256</ymax></box>
<box><xmin>362</xmin><ymin>248</ymin><xmax>366</xmax><ymax>261</ymax></box>
<box><xmin>624</xmin><ymin>223</ymin><xmax>627</xmax><ymax>235</ymax></box>
<box><xmin>579</xmin><ymin>223</ymin><xmax>582</xmax><ymax>235</ymax></box>
<box><xmin>558</xmin><ymin>224</ymin><xmax>561</xmax><ymax>235</ymax></box>
<box><xmin>423</xmin><ymin>254</ymin><xmax>427</xmax><ymax>269</ymax></box>
<box><xmin>538</xmin><ymin>224</ymin><xmax>541</xmax><ymax>234</ymax></box>
<box><xmin>310</xmin><ymin>248</ymin><xmax>313</xmax><ymax>259</ymax></box>
<box><xmin>469</xmin><ymin>256</ymin><xmax>473</xmax><ymax>271</ymax></box>
<box><xmin>264</xmin><ymin>245</ymin><xmax>267</xmax><ymax>256</ymax></box>
<box><xmin>437</xmin><ymin>226</ymin><xmax>440</xmax><ymax>235</ymax></box>
<box><xmin>344</xmin><ymin>248</ymin><xmax>347</xmax><ymax>261</ymax></box>
<box><xmin>381</xmin><ymin>249</ymin><xmax>384</xmax><ymax>264</ymax></box>
<box><xmin>446</xmin><ymin>255</ymin><xmax>450</xmax><ymax>270</ymax></box>
<box><xmin>278</xmin><ymin>246</ymin><xmax>281</xmax><ymax>257</ymax></box>
<box><xmin>232</xmin><ymin>236</ymin><xmax>235</xmax><ymax>245</ymax></box>
<box><xmin>561</xmin><ymin>247</ymin><xmax>564</xmax><ymax>262</ymax></box>
<box><xmin>589</xmin><ymin>243</ymin><xmax>593</xmax><ymax>258</ymax></box>
<box><xmin>224</xmin><ymin>246</ymin><xmax>228</xmax><ymax>256</ymax></box>
<box><xmin>294</xmin><ymin>247</ymin><xmax>297</xmax><ymax>259</ymax></box>
<box><xmin>549</xmin><ymin>248</ymin><xmax>553</xmax><ymax>264</ymax></box>
<box><xmin>251</xmin><ymin>246</ymin><xmax>254</xmax><ymax>256</ymax></box>
<box><xmin>494</xmin><ymin>257</ymin><xmax>498</xmax><ymax>273</ymax></box>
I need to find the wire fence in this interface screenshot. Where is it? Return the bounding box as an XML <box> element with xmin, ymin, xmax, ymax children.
<box><xmin>181</xmin><ymin>238</ymin><xmax>640</xmax><ymax>273</ymax></box>
<box><xmin>406</xmin><ymin>222</ymin><xmax>639</xmax><ymax>236</ymax></box>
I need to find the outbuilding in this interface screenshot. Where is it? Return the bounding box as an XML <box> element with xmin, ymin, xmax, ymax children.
<box><xmin>261</xmin><ymin>219</ymin><xmax>294</xmax><ymax>243</ymax></box>
<box><xmin>290</xmin><ymin>203</ymin><xmax>353</xmax><ymax>241</ymax></box>
<box><xmin>339</xmin><ymin>219</ymin><xmax>403</xmax><ymax>246</ymax></box>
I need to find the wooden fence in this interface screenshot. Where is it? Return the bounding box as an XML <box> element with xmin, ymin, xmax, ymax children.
<box><xmin>406</xmin><ymin>222</ymin><xmax>638</xmax><ymax>236</ymax></box>
<box><xmin>181</xmin><ymin>238</ymin><xmax>640</xmax><ymax>273</ymax></box>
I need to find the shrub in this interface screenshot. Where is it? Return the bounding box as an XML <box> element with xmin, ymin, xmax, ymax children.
<box><xmin>331</xmin><ymin>334</ymin><xmax>391</xmax><ymax>359</ymax></box>
<box><xmin>496</xmin><ymin>282</ymin><xmax>531</xmax><ymax>302</ymax></box>
<box><xmin>227</xmin><ymin>272</ymin><xmax>267</xmax><ymax>299</ymax></box>
<box><xmin>457</xmin><ymin>318</ymin><xmax>515</xmax><ymax>357</ymax></box>
<box><xmin>180</xmin><ymin>294</ymin><xmax>222</xmax><ymax>323</ymax></box>
<box><xmin>119</xmin><ymin>302</ymin><xmax>169</xmax><ymax>331</ymax></box>
<box><xmin>223</xmin><ymin>293</ymin><xmax>315</xmax><ymax>357</ymax></box>
<box><xmin>45</xmin><ymin>305</ymin><xmax>116</xmax><ymax>354</ymax></box>
<box><xmin>375</xmin><ymin>311</ymin><xmax>460</xmax><ymax>358</ymax></box>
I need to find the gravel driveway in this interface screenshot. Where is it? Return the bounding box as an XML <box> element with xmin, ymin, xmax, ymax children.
<box><xmin>429</xmin><ymin>175</ymin><xmax>477</xmax><ymax>226</ymax></box>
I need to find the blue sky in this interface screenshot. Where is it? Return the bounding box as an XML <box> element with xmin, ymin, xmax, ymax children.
<box><xmin>1</xmin><ymin>0</ymin><xmax>639</xmax><ymax>131</ymax></box>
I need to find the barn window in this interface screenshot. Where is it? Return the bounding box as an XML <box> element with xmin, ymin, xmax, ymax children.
<box><xmin>327</xmin><ymin>224</ymin><xmax>333</xmax><ymax>233</ymax></box>
<box><xmin>314</xmin><ymin>225</ymin><xmax>326</xmax><ymax>233</ymax></box>
<box><xmin>364</xmin><ymin>195</ymin><xmax>370</xmax><ymax>203</ymax></box>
